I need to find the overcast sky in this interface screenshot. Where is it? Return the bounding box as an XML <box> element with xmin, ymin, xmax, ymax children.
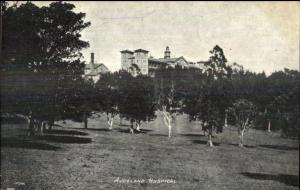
<box><xmin>33</xmin><ymin>1</ymin><xmax>299</xmax><ymax>74</ymax></box>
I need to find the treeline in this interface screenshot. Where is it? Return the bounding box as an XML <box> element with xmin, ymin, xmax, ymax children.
<box><xmin>1</xmin><ymin>2</ymin><xmax>299</xmax><ymax>147</ymax></box>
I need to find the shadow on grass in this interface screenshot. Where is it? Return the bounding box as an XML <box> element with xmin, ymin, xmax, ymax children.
<box><xmin>1</xmin><ymin>116</ymin><xmax>27</xmax><ymax>124</ymax></box>
<box><xmin>1</xmin><ymin>137</ymin><xmax>61</xmax><ymax>151</ymax></box>
<box><xmin>191</xmin><ymin>140</ymin><xmax>220</xmax><ymax>146</ymax></box>
<box><xmin>34</xmin><ymin>135</ymin><xmax>92</xmax><ymax>144</ymax></box>
<box><xmin>241</xmin><ymin>172</ymin><xmax>299</xmax><ymax>187</ymax></box>
<box><xmin>180</xmin><ymin>134</ymin><xmax>205</xmax><ymax>137</ymax></box>
<box><xmin>149</xmin><ymin>134</ymin><xmax>169</xmax><ymax>137</ymax></box>
<box><xmin>80</xmin><ymin>128</ymin><xmax>110</xmax><ymax>132</ymax></box>
<box><xmin>45</xmin><ymin>129</ymin><xmax>89</xmax><ymax>136</ymax></box>
<box><xmin>228</xmin><ymin>143</ymin><xmax>256</xmax><ymax>148</ymax></box>
<box><xmin>181</xmin><ymin>134</ymin><xmax>217</xmax><ymax>139</ymax></box>
<box><xmin>119</xmin><ymin>124</ymin><xmax>131</xmax><ymax>127</ymax></box>
<box><xmin>259</xmin><ymin>145</ymin><xmax>299</xmax><ymax>151</ymax></box>
<box><xmin>139</xmin><ymin>129</ymin><xmax>153</xmax><ymax>132</ymax></box>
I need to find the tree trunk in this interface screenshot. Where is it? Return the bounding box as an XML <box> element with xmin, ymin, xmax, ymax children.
<box><xmin>107</xmin><ymin>114</ymin><xmax>114</xmax><ymax>130</ymax></box>
<box><xmin>129</xmin><ymin>120</ymin><xmax>134</xmax><ymax>134</ymax></box>
<box><xmin>207</xmin><ymin>128</ymin><xmax>213</xmax><ymax>147</ymax></box>
<box><xmin>267</xmin><ymin>119</ymin><xmax>271</xmax><ymax>132</ymax></box>
<box><xmin>109</xmin><ymin>117</ymin><xmax>114</xmax><ymax>130</ymax></box>
<box><xmin>168</xmin><ymin>123</ymin><xmax>172</xmax><ymax>138</ymax></box>
<box><xmin>84</xmin><ymin>111</ymin><xmax>88</xmax><ymax>129</ymax></box>
<box><xmin>136</xmin><ymin>121</ymin><xmax>141</xmax><ymax>131</ymax></box>
<box><xmin>110</xmin><ymin>120</ymin><xmax>113</xmax><ymax>130</ymax></box>
<box><xmin>107</xmin><ymin>113</ymin><xmax>114</xmax><ymax>130</ymax></box>
<box><xmin>239</xmin><ymin>129</ymin><xmax>244</xmax><ymax>147</ymax></box>
<box><xmin>37</xmin><ymin>120</ymin><xmax>43</xmax><ymax>136</ymax></box>
<box><xmin>162</xmin><ymin>110</ymin><xmax>172</xmax><ymax>139</ymax></box>
<box><xmin>42</xmin><ymin>122</ymin><xmax>47</xmax><ymax>132</ymax></box>
<box><xmin>119</xmin><ymin>116</ymin><xmax>123</xmax><ymax>125</ymax></box>
<box><xmin>48</xmin><ymin>120</ymin><xmax>54</xmax><ymax>131</ymax></box>
<box><xmin>164</xmin><ymin>116</ymin><xmax>172</xmax><ymax>138</ymax></box>
<box><xmin>28</xmin><ymin>116</ymin><xmax>35</xmax><ymax>136</ymax></box>
<box><xmin>224</xmin><ymin>113</ymin><xmax>228</xmax><ymax>128</ymax></box>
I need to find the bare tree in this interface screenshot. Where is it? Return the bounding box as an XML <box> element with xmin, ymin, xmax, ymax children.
<box><xmin>228</xmin><ymin>99</ymin><xmax>257</xmax><ymax>147</ymax></box>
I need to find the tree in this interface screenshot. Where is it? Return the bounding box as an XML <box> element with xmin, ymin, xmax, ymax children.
<box><xmin>95</xmin><ymin>72</ymin><xmax>120</xmax><ymax>130</ymax></box>
<box><xmin>1</xmin><ymin>2</ymin><xmax>91</xmax><ymax>135</ymax></box>
<box><xmin>185</xmin><ymin>79</ymin><xmax>227</xmax><ymax>146</ymax></box>
<box><xmin>118</xmin><ymin>73</ymin><xmax>156</xmax><ymax>133</ymax></box>
<box><xmin>185</xmin><ymin>45</ymin><xmax>233</xmax><ymax>146</ymax></box>
<box><xmin>154</xmin><ymin>67</ymin><xmax>184</xmax><ymax>138</ymax></box>
<box><xmin>204</xmin><ymin>45</ymin><xmax>232</xmax><ymax>79</ymax></box>
<box><xmin>228</xmin><ymin>99</ymin><xmax>257</xmax><ymax>147</ymax></box>
<box><xmin>266</xmin><ymin>92</ymin><xmax>299</xmax><ymax>137</ymax></box>
<box><xmin>160</xmin><ymin>82</ymin><xmax>176</xmax><ymax>138</ymax></box>
<box><xmin>62</xmin><ymin>78</ymin><xmax>95</xmax><ymax>129</ymax></box>
<box><xmin>264</xmin><ymin>69</ymin><xmax>299</xmax><ymax>137</ymax></box>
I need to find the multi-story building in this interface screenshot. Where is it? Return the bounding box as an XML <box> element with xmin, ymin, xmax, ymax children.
<box><xmin>121</xmin><ymin>46</ymin><xmax>190</xmax><ymax>76</ymax></box>
<box><xmin>121</xmin><ymin>49</ymin><xmax>149</xmax><ymax>76</ymax></box>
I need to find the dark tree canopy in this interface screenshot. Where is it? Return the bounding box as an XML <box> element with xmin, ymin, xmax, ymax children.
<box><xmin>2</xmin><ymin>1</ymin><xmax>91</xmax><ymax>133</ymax></box>
<box><xmin>118</xmin><ymin>73</ymin><xmax>157</xmax><ymax>124</ymax></box>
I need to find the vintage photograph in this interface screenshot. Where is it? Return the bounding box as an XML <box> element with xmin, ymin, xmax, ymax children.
<box><xmin>1</xmin><ymin>1</ymin><xmax>299</xmax><ymax>190</ymax></box>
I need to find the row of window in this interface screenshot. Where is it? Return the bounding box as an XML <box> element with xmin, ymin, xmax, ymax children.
<box><xmin>122</xmin><ymin>60</ymin><xmax>148</xmax><ymax>64</ymax></box>
<box><xmin>135</xmin><ymin>59</ymin><xmax>148</xmax><ymax>64</ymax></box>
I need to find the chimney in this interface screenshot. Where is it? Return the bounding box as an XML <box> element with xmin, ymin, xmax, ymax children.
<box><xmin>90</xmin><ymin>52</ymin><xmax>95</xmax><ymax>71</ymax></box>
<box><xmin>164</xmin><ymin>46</ymin><xmax>171</xmax><ymax>59</ymax></box>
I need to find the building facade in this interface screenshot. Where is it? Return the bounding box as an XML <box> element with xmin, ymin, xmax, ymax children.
<box><xmin>121</xmin><ymin>49</ymin><xmax>149</xmax><ymax>76</ymax></box>
<box><xmin>84</xmin><ymin>53</ymin><xmax>109</xmax><ymax>82</ymax></box>
<box><xmin>121</xmin><ymin>46</ymin><xmax>190</xmax><ymax>76</ymax></box>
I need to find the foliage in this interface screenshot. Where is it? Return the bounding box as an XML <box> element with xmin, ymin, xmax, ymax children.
<box><xmin>204</xmin><ymin>45</ymin><xmax>232</xmax><ymax>79</ymax></box>
<box><xmin>184</xmin><ymin>45</ymin><xmax>233</xmax><ymax>145</ymax></box>
<box><xmin>1</xmin><ymin>1</ymin><xmax>90</xmax><ymax>133</ymax></box>
<box><xmin>95</xmin><ymin>72</ymin><xmax>120</xmax><ymax>116</ymax></box>
<box><xmin>118</xmin><ymin>73</ymin><xmax>157</xmax><ymax>125</ymax></box>
<box><xmin>228</xmin><ymin>99</ymin><xmax>257</xmax><ymax>130</ymax></box>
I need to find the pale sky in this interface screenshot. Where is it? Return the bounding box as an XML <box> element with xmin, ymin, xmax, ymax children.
<box><xmin>32</xmin><ymin>1</ymin><xmax>300</xmax><ymax>74</ymax></box>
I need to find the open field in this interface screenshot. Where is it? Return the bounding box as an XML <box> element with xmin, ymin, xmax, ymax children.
<box><xmin>1</xmin><ymin>114</ymin><xmax>299</xmax><ymax>190</ymax></box>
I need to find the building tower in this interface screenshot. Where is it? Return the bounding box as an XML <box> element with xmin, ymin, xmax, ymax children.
<box><xmin>120</xmin><ymin>50</ymin><xmax>134</xmax><ymax>71</ymax></box>
<box><xmin>134</xmin><ymin>49</ymin><xmax>149</xmax><ymax>75</ymax></box>
<box><xmin>164</xmin><ymin>46</ymin><xmax>171</xmax><ymax>59</ymax></box>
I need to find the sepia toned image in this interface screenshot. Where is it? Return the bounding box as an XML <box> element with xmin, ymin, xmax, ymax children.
<box><xmin>1</xmin><ymin>1</ymin><xmax>299</xmax><ymax>190</ymax></box>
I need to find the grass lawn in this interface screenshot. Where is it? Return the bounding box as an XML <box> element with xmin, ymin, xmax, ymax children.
<box><xmin>1</xmin><ymin>114</ymin><xmax>299</xmax><ymax>190</ymax></box>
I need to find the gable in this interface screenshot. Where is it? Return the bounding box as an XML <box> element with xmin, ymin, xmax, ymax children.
<box><xmin>175</xmin><ymin>57</ymin><xmax>188</xmax><ymax>64</ymax></box>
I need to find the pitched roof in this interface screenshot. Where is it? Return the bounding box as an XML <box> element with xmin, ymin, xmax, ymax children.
<box><xmin>197</xmin><ymin>61</ymin><xmax>209</xmax><ymax>64</ymax></box>
<box><xmin>120</xmin><ymin>50</ymin><xmax>134</xmax><ymax>54</ymax></box>
<box><xmin>85</xmin><ymin>63</ymin><xmax>109</xmax><ymax>76</ymax></box>
<box><xmin>134</xmin><ymin>49</ymin><xmax>149</xmax><ymax>53</ymax></box>
<box><xmin>85</xmin><ymin>63</ymin><xmax>108</xmax><ymax>70</ymax></box>
<box><xmin>157</xmin><ymin>57</ymin><xmax>180</xmax><ymax>63</ymax></box>
<box><xmin>149</xmin><ymin>56</ymin><xmax>188</xmax><ymax>64</ymax></box>
<box><xmin>148</xmin><ymin>58</ymin><xmax>166</xmax><ymax>64</ymax></box>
